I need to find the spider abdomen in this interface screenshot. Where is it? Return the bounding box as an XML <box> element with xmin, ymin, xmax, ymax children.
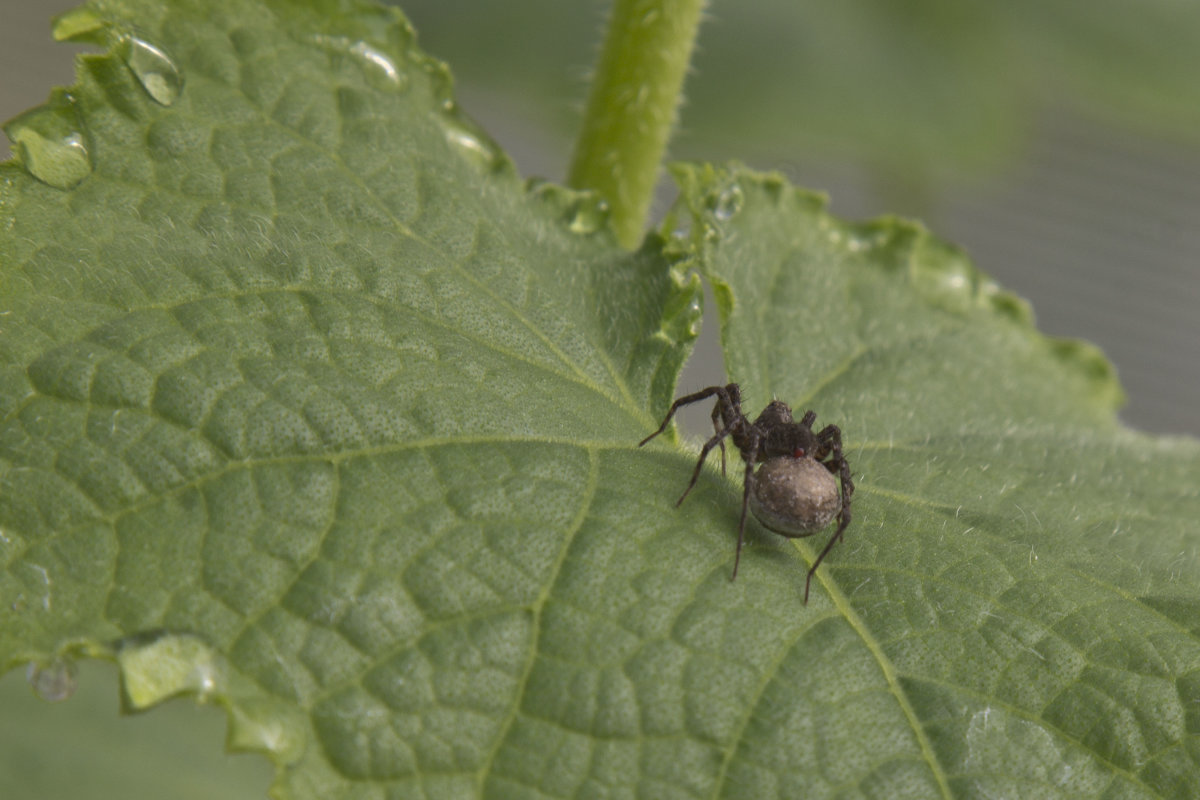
<box><xmin>749</xmin><ymin>456</ymin><xmax>840</xmax><ymax>536</ymax></box>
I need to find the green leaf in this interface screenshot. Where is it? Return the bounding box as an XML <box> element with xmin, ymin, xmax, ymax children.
<box><xmin>2</xmin><ymin>3</ymin><xmax>1199</xmax><ymax>800</ymax></box>
<box><xmin>669</xmin><ymin>163</ymin><xmax>1200</xmax><ymax>798</ymax></box>
<box><xmin>1</xmin><ymin>0</ymin><xmax>697</xmax><ymax>794</ymax></box>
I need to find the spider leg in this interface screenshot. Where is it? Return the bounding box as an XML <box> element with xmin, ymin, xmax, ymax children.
<box><xmin>731</xmin><ymin>430</ymin><xmax>761</xmax><ymax>581</ymax></box>
<box><xmin>804</xmin><ymin>423</ymin><xmax>855</xmax><ymax>604</ymax></box>
<box><xmin>675</xmin><ymin>422</ymin><xmax>738</xmax><ymax>507</ymax></box>
<box><xmin>815</xmin><ymin>424</ymin><xmax>855</xmax><ymax>502</ymax></box>
<box><xmin>804</xmin><ymin>507</ymin><xmax>851</xmax><ymax>604</ymax></box>
<box><xmin>711</xmin><ymin>404</ymin><xmax>727</xmax><ymax>475</ymax></box>
<box><xmin>799</xmin><ymin>410</ymin><xmax>817</xmax><ymax>427</ymax></box>
<box><xmin>638</xmin><ymin>385</ymin><xmax>734</xmax><ymax>447</ymax></box>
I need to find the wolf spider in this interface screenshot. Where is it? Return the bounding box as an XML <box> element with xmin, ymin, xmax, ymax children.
<box><xmin>639</xmin><ymin>383</ymin><xmax>853</xmax><ymax>603</ymax></box>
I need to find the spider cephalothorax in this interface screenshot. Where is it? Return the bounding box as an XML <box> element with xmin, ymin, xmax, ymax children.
<box><xmin>639</xmin><ymin>383</ymin><xmax>854</xmax><ymax>603</ymax></box>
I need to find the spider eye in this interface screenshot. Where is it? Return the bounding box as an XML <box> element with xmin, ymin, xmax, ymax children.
<box><xmin>793</xmin><ymin>448</ymin><xmax>805</xmax><ymax>458</ymax></box>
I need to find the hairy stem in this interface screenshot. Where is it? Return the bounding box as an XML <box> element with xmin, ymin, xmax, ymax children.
<box><xmin>567</xmin><ymin>0</ymin><xmax>707</xmax><ymax>249</ymax></box>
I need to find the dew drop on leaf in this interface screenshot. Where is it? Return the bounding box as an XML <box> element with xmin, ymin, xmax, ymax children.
<box><xmin>710</xmin><ymin>184</ymin><xmax>744</xmax><ymax>221</ymax></box>
<box><xmin>227</xmin><ymin>697</ymin><xmax>308</xmax><ymax>762</ymax></box>
<box><xmin>567</xmin><ymin>194</ymin><xmax>610</xmax><ymax>234</ymax></box>
<box><xmin>26</xmin><ymin>657</ymin><xmax>78</xmax><ymax>702</ymax></box>
<box><xmin>312</xmin><ymin>35</ymin><xmax>407</xmax><ymax>91</ymax></box>
<box><xmin>118</xmin><ymin>36</ymin><xmax>184</xmax><ymax>106</ymax></box>
<box><xmin>117</xmin><ymin>632</ymin><xmax>226</xmax><ymax>709</ymax></box>
<box><xmin>2</xmin><ymin>95</ymin><xmax>92</xmax><ymax>189</ymax></box>
<box><xmin>439</xmin><ymin>105</ymin><xmax>505</xmax><ymax>172</ymax></box>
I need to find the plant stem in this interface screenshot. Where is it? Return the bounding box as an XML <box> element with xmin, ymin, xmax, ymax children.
<box><xmin>567</xmin><ymin>0</ymin><xmax>707</xmax><ymax>249</ymax></box>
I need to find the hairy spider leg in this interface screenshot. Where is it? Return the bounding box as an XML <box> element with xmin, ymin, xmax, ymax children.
<box><xmin>798</xmin><ymin>410</ymin><xmax>817</xmax><ymax>427</ymax></box>
<box><xmin>637</xmin><ymin>385</ymin><xmax>735</xmax><ymax>447</ymax></box>
<box><xmin>675</xmin><ymin>419</ymin><xmax>740</xmax><ymax>507</ymax></box>
<box><xmin>803</xmin><ymin>498</ymin><xmax>853</xmax><ymax>603</ymax></box>
<box><xmin>816</xmin><ymin>424</ymin><xmax>854</xmax><ymax>504</ymax></box>
<box><xmin>801</xmin><ymin>423</ymin><xmax>855</xmax><ymax>604</ymax></box>
<box><xmin>731</xmin><ymin>428</ymin><xmax>763</xmax><ymax>581</ymax></box>
<box><xmin>712</xmin><ymin>403</ymin><xmax>727</xmax><ymax>476</ymax></box>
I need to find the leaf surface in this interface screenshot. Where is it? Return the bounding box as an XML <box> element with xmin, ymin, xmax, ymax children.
<box><xmin>2</xmin><ymin>2</ymin><xmax>1199</xmax><ymax>799</ymax></box>
<box><xmin>669</xmin><ymin>163</ymin><xmax>1200</xmax><ymax>798</ymax></box>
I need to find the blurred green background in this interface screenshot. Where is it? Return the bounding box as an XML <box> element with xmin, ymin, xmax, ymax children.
<box><xmin>0</xmin><ymin>664</ymin><xmax>272</xmax><ymax>799</ymax></box>
<box><xmin>2</xmin><ymin>1</ymin><xmax>1199</xmax><ymax>796</ymax></box>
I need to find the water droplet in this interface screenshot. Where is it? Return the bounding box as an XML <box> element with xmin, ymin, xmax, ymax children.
<box><xmin>348</xmin><ymin>42</ymin><xmax>402</xmax><ymax>87</ymax></box>
<box><xmin>442</xmin><ymin>116</ymin><xmax>505</xmax><ymax>173</ymax></box>
<box><xmin>312</xmin><ymin>35</ymin><xmax>407</xmax><ymax>91</ymax></box>
<box><xmin>525</xmin><ymin>181</ymin><xmax>611</xmax><ymax>235</ymax></box>
<box><xmin>227</xmin><ymin>696</ymin><xmax>307</xmax><ymax>762</ymax></box>
<box><xmin>3</xmin><ymin>94</ymin><xmax>92</xmax><ymax>189</ymax></box>
<box><xmin>116</xmin><ymin>632</ymin><xmax>226</xmax><ymax>709</ymax></box>
<box><xmin>111</xmin><ymin>631</ymin><xmax>310</xmax><ymax>762</ymax></box>
<box><xmin>117</xmin><ymin>36</ymin><xmax>183</xmax><ymax>106</ymax></box>
<box><xmin>710</xmin><ymin>184</ymin><xmax>743</xmax><ymax>221</ymax></box>
<box><xmin>27</xmin><ymin>658</ymin><xmax>77</xmax><ymax>702</ymax></box>
<box><xmin>567</xmin><ymin>194</ymin><xmax>610</xmax><ymax>234</ymax></box>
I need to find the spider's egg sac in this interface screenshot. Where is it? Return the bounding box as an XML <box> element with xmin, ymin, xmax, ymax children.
<box><xmin>749</xmin><ymin>456</ymin><xmax>839</xmax><ymax>535</ymax></box>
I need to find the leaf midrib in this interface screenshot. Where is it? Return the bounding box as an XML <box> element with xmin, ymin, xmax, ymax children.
<box><xmin>817</xmin><ymin>565</ymin><xmax>956</xmax><ymax>799</ymax></box>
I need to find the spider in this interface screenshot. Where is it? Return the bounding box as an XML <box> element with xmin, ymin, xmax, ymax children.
<box><xmin>638</xmin><ymin>383</ymin><xmax>854</xmax><ymax>603</ymax></box>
